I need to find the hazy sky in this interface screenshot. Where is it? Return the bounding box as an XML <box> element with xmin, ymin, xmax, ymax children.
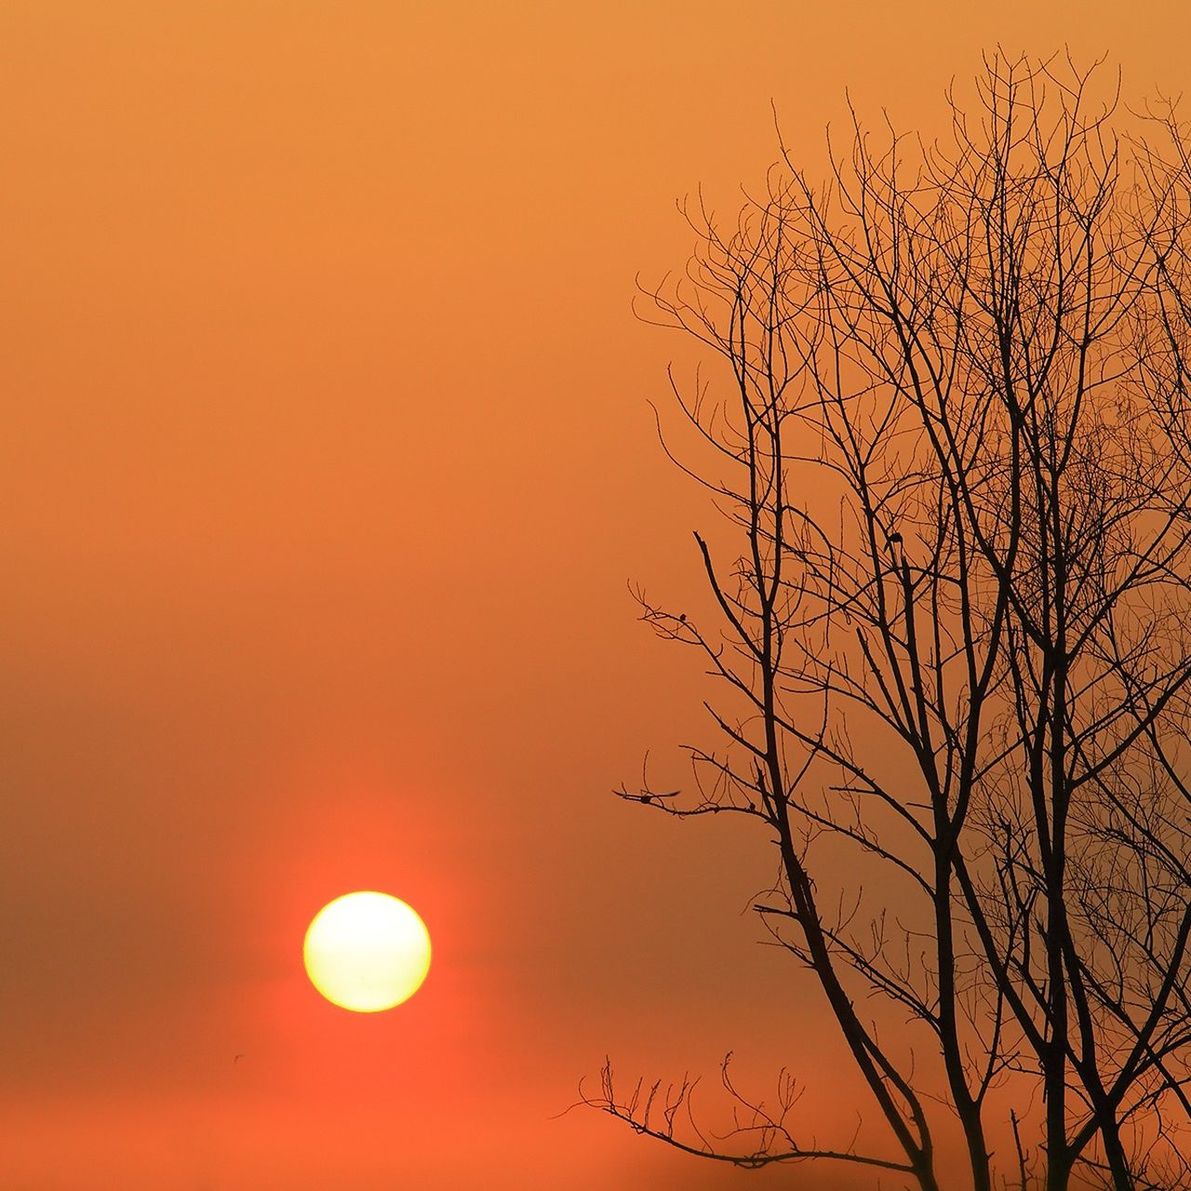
<box><xmin>3</xmin><ymin>3</ymin><xmax>1189</xmax><ymax>1188</ymax></box>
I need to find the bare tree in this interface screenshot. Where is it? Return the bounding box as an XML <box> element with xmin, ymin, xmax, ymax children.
<box><xmin>593</xmin><ymin>52</ymin><xmax>1191</xmax><ymax>1191</ymax></box>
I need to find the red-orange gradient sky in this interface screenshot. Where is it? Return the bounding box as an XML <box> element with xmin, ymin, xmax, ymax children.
<box><xmin>2</xmin><ymin>4</ymin><xmax>1187</xmax><ymax>1188</ymax></box>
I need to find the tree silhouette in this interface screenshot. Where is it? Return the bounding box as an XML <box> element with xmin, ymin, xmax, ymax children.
<box><xmin>593</xmin><ymin>52</ymin><xmax>1191</xmax><ymax>1191</ymax></box>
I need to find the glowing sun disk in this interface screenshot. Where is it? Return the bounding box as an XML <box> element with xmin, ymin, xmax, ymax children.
<box><xmin>303</xmin><ymin>891</ymin><xmax>431</xmax><ymax>1012</ymax></box>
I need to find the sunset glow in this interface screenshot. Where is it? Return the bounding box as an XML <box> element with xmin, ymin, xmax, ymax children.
<box><xmin>303</xmin><ymin>892</ymin><xmax>431</xmax><ymax>1013</ymax></box>
<box><xmin>5</xmin><ymin>3</ymin><xmax>1186</xmax><ymax>1188</ymax></box>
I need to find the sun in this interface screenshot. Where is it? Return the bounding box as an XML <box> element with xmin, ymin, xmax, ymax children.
<box><xmin>303</xmin><ymin>891</ymin><xmax>431</xmax><ymax>1012</ymax></box>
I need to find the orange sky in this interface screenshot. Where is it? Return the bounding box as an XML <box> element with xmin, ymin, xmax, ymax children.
<box><xmin>2</xmin><ymin>3</ymin><xmax>1189</xmax><ymax>1188</ymax></box>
